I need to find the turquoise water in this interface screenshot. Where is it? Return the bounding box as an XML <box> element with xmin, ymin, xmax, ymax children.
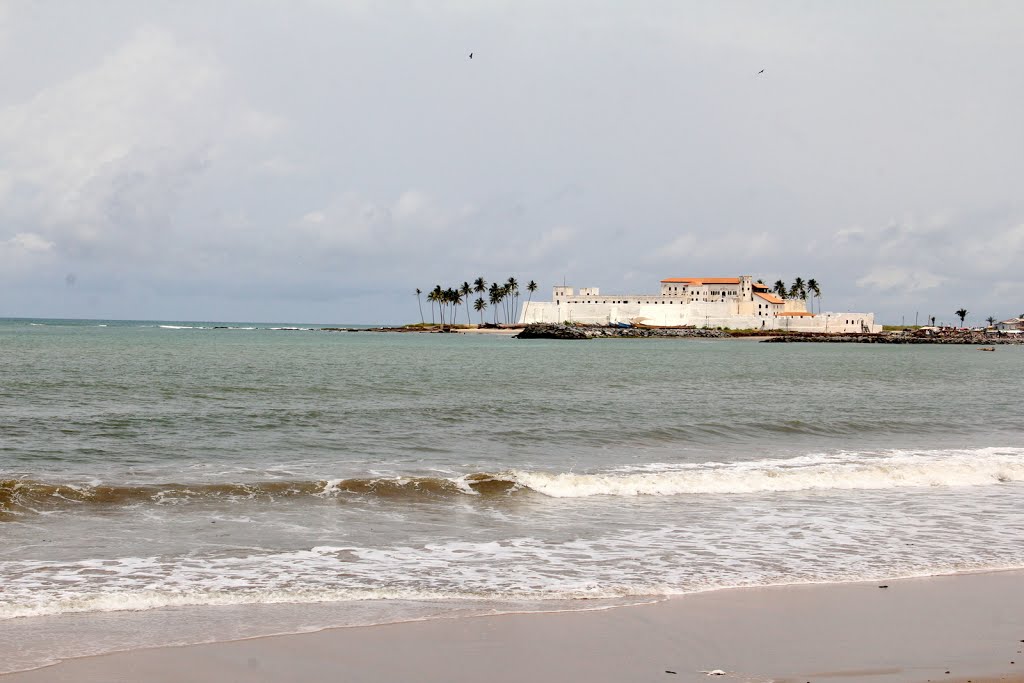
<box><xmin>2</xmin><ymin>318</ymin><xmax>1024</xmax><ymax>671</ymax></box>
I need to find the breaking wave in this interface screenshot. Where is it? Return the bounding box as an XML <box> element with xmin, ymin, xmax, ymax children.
<box><xmin>3</xmin><ymin>447</ymin><xmax>1023</xmax><ymax>515</ymax></box>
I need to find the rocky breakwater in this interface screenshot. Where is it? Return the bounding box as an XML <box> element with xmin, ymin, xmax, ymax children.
<box><xmin>761</xmin><ymin>331</ymin><xmax>1024</xmax><ymax>344</ymax></box>
<box><xmin>514</xmin><ymin>324</ymin><xmax>731</xmax><ymax>340</ymax></box>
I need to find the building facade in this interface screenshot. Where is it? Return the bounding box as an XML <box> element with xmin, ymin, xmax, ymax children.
<box><xmin>520</xmin><ymin>275</ymin><xmax>881</xmax><ymax>333</ymax></box>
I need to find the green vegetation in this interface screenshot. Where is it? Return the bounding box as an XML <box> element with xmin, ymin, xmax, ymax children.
<box><xmin>955</xmin><ymin>308</ymin><xmax>968</xmax><ymax>326</ymax></box>
<box><xmin>770</xmin><ymin>277</ymin><xmax>821</xmax><ymax>312</ymax></box>
<box><xmin>417</xmin><ymin>276</ymin><xmax>528</xmax><ymax>328</ymax></box>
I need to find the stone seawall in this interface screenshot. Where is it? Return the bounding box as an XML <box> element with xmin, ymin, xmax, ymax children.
<box><xmin>761</xmin><ymin>333</ymin><xmax>1023</xmax><ymax>344</ymax></box>
<box><xmin>514</xmin><ymin>324</ymin><xmax>730</xmax><ymax>340</ymax></box>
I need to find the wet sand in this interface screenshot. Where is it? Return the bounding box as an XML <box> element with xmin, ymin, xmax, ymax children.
<box><xmin>3</xmin><ymin>571</ymin><xmax>1022</xmax><ymax>683</ymax></box>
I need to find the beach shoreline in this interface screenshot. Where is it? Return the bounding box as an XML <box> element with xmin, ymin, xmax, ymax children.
<box><xmin>4</xmin><ymin>570</ymin><xmax>1022</xmax><ymax>683</ymax></box>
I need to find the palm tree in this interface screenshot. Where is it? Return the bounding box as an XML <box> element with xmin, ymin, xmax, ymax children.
<box><xmin>789</xmin><ymin>277</ymin><xmax>806</xmax><ymax>301</ymax></box>
<box><xmin>447</xmin><ymin>288</ymin><xmax>462</xmax><ymax>327</ymax></box>
<box><xmin>506</xmin><ymin>277</ymin><xmax>519</xmax><ymax>323</ymax></box>
<box><xmin>426</xmin><ymin>288</ymin><xmax>439</xmax><ymax>325</ymax></box>
<box><xmin>473</xmin><ymin>277</ymin><xmax>487</xmax><ymax>299</ymax></box>
<box><xmin>773</xmin><ymin>280</ymin><xmax>787</xmax><ymax>298</ymax></box>
<box><xmin>806</xmin><ymin>279</ymin><xmax>821</xmax><ymax>314</ymax></box>
<box><xmin>955</xmin><ymin>308</ymin><xmax>968</xmax><ymax>327</ymax></box>
<box><xmin>488</xmin><ymin>283</ymin><xmax>501</xmax><ymax>324</ymax></box>
<box><xmin>986</xmin><ymin>316</ymin><xmax>997</xmax><ymax>327</ymax></box>
<box><xmin>415</xmin><ymin>288</ymin><xmax>424</xmax><ymax>324</ymax></box>
<box><xmin>523</xmin><ymin>280</ymin><xmax>538</xmax><ymax>321</ymax></box>
<box><xmin>461</xmin><ymin>282</ymin><xmax>472</xmax><ymax>327</ymax></box>
<box><xmin>474</xmin><ymin>297</ymin><xmax>487</xmax><ymax>325</ymax></box>
<box><xmin>433</xmin><ymin>285</ymin><xmax>446</xmax><ymax>328</ymax></box>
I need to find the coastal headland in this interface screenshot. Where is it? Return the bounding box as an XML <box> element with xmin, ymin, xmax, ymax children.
<box><xmin>512</xmin><ymin>323</ymin><xmax>1024</xmax><ymax>344</ymax></box>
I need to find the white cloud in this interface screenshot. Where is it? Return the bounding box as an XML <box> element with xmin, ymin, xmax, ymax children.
<box><xmin>0</xmin><ymin>231</ymin><xmax>56</xmax><ymax>276</ymax></box>
<box><xmin>0</xmin><ymin>2</ymin><xmax>1022</xmax><ymax>323</ymax></box>
<box><xmin>857</xmin><ymin>268</ymin><xmax>946</xmax><ymax>293</ymax></box>
<box><xmin>5</xmin><ymin>232</ymin><xmax>54</xmax><ymax>252</ymax></box>
<box><xmin>293</xmin><ymin>190</ymin><xmax>477</xmax><ymax>257</ymax></box>
<box><xmin>527</xmin><ymin>225</ymin><xmax>575</xmax><ymax>261</ymax></box>
<box><xmin>0</xmin><ymin>25</ymin><xmax>281</xmax><ymax>263</ymax></box>
<box><xmin>655</xmin><ymin>234</ymin><xmax>697</xmax><ymax>260</ymax></box>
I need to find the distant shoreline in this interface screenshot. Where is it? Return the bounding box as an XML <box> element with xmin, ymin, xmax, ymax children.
<box><xmin>509</xmin><ymin>323</ymin><xmax>1024</xmax><ymax>344</ymax></box>
<box><xmin>320</xmin><ymin>325</ymin><xmax>519</xmax><ymax>335</ymax></box>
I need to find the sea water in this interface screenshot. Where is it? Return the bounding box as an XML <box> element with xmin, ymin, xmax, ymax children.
<box><xmin>2</xmin><ymin>318</ymin><xmax>1023</xmax><ymax>672</ymax></box>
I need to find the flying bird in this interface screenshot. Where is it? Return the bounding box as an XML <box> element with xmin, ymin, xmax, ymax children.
<box><xmin>469</xmin><ymin>52</ymin><xmax>473</xmax><ymax>59</ymax></box>
<box><xmin>757</xmin><ymin>69</ymin><xmax>764</xmax><ymax>75</ymax></box>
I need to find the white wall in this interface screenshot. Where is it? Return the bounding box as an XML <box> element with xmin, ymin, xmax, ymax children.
<box><xmin>520</xmin><ymin>301</ymin><xmax>880</xmax><ymax>333</ymax></box>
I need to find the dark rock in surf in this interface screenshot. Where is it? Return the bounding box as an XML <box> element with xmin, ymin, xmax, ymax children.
<box><xmin>514</xmin><ymin>324</ymin><xmax>590</xmax><ymax>340</ymax></box>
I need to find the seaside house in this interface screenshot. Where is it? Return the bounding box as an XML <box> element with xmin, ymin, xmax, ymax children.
<box><xmin>994</xmin><ymin>317</ymin><xmax>1024</xmax><ymax>332</ymax></box>
<box><xmin>520</xmin><ymin>275</ymin><xmax>881</xmax><ymax>334</ymax></box>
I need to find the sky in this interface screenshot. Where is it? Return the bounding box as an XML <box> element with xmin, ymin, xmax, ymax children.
<box><xmin>1</xmin><ymin>1</ymin><xmax>1022</xmax><ymax>325</ymax></box>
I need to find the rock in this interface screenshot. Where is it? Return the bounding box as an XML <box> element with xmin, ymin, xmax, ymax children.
<box><xmin>515</xmin><ymin>324</ymin><xmax>733</xmax><ymax>340</ymax></box>
<box><xmin>761</xmin><ymin>332</ymin><xmax>1023</xmax><ymax>345</ymax></box>
<box><xmin>514</xmin><ymin>324</ymin><xmax>590</xmax><ymax>340</ymax></box>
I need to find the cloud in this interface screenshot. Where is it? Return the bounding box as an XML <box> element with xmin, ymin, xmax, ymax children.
<box><xmin>0</xmin><ymin>25</ymin><xmax>281</xmax><ymax>266</ymax></box>
<box><xmin>655</xmin><ymin>234</ymin><xmax>697</xmax><ymax>260</ymax></box>
<box><xmin>856</xmin><ymin>268</ymin><xmax>946</xmax><ymax>293</ymax></box>
<box><xmin>0</xmin><ymin>232</ymin><xmax>57</xmax><ymax>276</ymax></box>
<box><xmin>5</xmin><ymin>232</ymin><xmax>54</xmax><ymax>253</ymax></box>
<box><xmin>292</xmin><ymin>189</ymin><xmax>477</xmax><ymax>258</ymax></box>
<box><xmin>527</xmin><ymin>225</ymin><xmax>576</xmax><ymax>261</ymax></box>
<box><xmin>0</xmin><ymin>3</ymin><xmax>1022</xmax><ymax>323</ymax></box>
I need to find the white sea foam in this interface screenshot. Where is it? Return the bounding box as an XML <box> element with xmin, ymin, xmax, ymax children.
<box><xmin>512</xmin><ymin>447</ymin><xmax>1024</xmax><ymax>497</ymax></box>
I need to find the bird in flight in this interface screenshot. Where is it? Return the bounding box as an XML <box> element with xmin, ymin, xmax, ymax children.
<box><xmin>469</xmin><ymin>52</ymin><xmax>473</xmax><ymax>59</ymax></box>
<box><xmin>757</xmin><ymin>69</ymin><xmax>764</xmax><ymax>75</ymax></box>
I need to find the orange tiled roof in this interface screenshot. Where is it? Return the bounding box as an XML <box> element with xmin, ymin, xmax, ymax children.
<box><xmin>660</xmin><ymin>277</ymin><xmax>741</xmax><ymax>285</ymax></box>
<box><xmin>751</xmin><ymin>282</ymin><xmax>769</xmax><ymax>290</ymax></box>
<box><xmin>754</xmin><ymin>292</ymin><xmax>784</xmax><ymax>304</ymax></box>
<box><xmin>777</xmin><ymin>311</ymin><xmax>815</xmax><ymax>317</ymax></box>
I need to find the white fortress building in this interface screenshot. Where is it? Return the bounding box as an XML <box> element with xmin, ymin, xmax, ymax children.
<box><xmin>518</xmin><ymin>275</ymin><xmax>881</xmax><ymax>333</ymax></box>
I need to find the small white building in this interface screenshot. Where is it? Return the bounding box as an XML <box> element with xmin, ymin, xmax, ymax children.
<box><xmin>994</xmin><ymin>317</ymin><xmax>1024</xmax><ymax>332</ymax></box>
<box><xmin>520</xmin><ymin>275</ymin><xmax>882</xmax><ymax>334</ymax></box>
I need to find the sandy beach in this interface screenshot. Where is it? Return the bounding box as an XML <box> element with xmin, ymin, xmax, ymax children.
<box><xmin>4</xmin><ymin>570</ymin><xmax>1022</xmax><ymax>683</ymax></box>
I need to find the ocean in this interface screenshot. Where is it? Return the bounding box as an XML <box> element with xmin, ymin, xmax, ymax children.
<box><xmin>2</xmin><ymin>318</ymin><xmax>1023</xmax><ymax>673</ymax></box>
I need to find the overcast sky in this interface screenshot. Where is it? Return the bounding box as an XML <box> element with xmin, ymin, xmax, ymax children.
<box><xmin>1</xmin><ymin>1</ymin><xmax>1022</xmax><ymax>325</ymax></box>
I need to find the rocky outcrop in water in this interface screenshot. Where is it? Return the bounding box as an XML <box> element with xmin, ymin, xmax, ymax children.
<box><xmin>514</xmin><ymin>324</ymin><xmax>591</xmax><ymax>339</ymax></box>
<box><xmin>761</xmin><ymin>332</ymin><xmax>1023</xmax><ymax>344</ymax></box>
<box><xmin>514</xmin><ymin>324</ymin><xmax>731</xmax><ymax>340</ymax></box>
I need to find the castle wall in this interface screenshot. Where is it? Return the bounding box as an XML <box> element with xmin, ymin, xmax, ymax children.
<box><xmin>520</xmin><ymin>301</ymin><xmax>880</xmax><ymax>334</ymax></box>
<box><xmin>519</xmin><ymin>278</ymin><xmax>880</xmax><ymax>333</ymax></box>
